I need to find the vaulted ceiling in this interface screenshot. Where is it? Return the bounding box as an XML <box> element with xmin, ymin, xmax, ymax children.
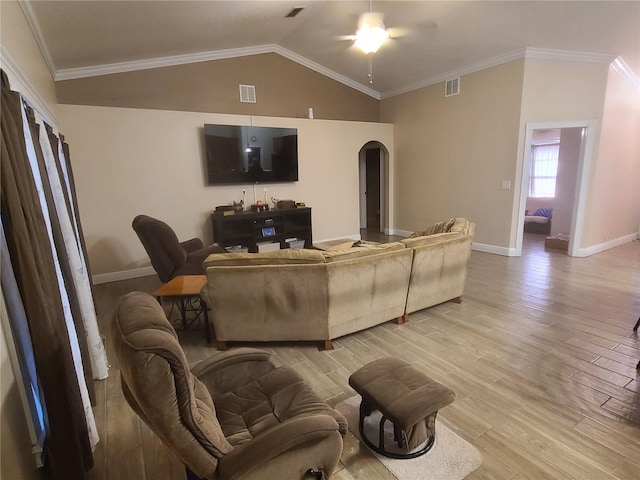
<box><xmin>21</xmin><ymin>1</ymin><xmax>640</xmax><ymax>98</ymax></box>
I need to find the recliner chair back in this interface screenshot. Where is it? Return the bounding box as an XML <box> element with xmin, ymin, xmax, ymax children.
<box><xmin>132</xmin><ymin>215</ymin><xmax>188</xmax><ymax>282</ymax></box>
<box><xmin>112</xmin><ymin>291</ymin><xmax>233</xmax><ymax>478</ymax></box>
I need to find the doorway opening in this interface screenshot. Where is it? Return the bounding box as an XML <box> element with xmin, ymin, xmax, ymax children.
<box><xmin>359</xmin><ymin>142</ymin><xmax>389</xmax><ymax>235</ymax></box>
<box><xmin>516</xmin><ymin>121</ymin><xmax>595</xmax><ymax>257</ymax></box>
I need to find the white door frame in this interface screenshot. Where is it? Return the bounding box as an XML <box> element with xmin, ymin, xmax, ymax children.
<box><xmin>515</xmin><ymin>119</ymin><xmax>597</xmax><ymax>257</ymax></box>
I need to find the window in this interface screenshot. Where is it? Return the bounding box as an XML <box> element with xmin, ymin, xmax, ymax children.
<box><xmin>529</xmin><ymin>143</ymin><xmax>559</xmax><ymax>197</ymax></box>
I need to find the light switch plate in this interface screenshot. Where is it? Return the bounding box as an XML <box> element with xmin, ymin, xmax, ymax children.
<box><xmin>502</xmin><ymin>180</ymin><xmax>511</xmax><ymax>190</ymax></box>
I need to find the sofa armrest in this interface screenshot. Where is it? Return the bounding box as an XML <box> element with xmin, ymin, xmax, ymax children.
<box><xmin>179</xmin><ymin>237</ymin><xmax>205</xmax><ymax>253</ymax></box>
<box><xmin>217</xmin><ymin>415</ymin><xmax>343</xmax><ymax>480</ymax></box>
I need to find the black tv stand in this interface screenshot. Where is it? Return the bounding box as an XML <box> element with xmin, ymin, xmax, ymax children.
<box><xmin>211</xmin><ymin>207</ymin><xmax>312</xmax><ymax>253</ymax></box>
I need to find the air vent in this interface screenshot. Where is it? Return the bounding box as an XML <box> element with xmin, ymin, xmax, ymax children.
<box><xmin>239</xmin><ymin>84</ymin><xmax>256</xmax><ymax>103</ymax></box>
<box><xmin>285</xmin><ymin>7</ymin><xmax>305</xmax><ymax>18</ymax></box>
<box><xmin>445</xmin><ymin>77</ymin><xmax>460</xmax><ymax>97</ymax></box>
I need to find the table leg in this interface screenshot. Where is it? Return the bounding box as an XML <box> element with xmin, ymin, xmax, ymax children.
<box><xmin>202</xmin><ymin>299</ymin><xmax>211</xmax><ymax>343</ymax></box>
<box><xmin>178</xmin><ymin>298</ymin><xmax>187</xmax><ymax>329</ymax></box>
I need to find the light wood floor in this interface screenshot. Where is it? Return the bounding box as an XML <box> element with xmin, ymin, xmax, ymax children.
<box><xmin>88</xmin><ymin>234</ymin><xmax>640</xmax><ymax>480</ymax></box>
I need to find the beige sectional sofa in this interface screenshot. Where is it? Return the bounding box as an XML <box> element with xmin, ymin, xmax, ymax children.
<box><xmin>201</xmin><ymin>218</ymin><xmax>474</xmax><ymax>350</ymax></box>
<box><xmin>202</xmin><ymin>242</ymin><xmax>413</xmax><ymax>350</ymax></box>
<box><xmin>401</xmin><ymin>218</ymin><xmax>475</xmax><ymax>315</ymax></box>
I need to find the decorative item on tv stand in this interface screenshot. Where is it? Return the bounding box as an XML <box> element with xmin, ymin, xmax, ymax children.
<box><xmin>271</xmin><ymin>197</ymin><xmax>297</xmax><ymax>210</ymax></box>
<box><xmin>251</xmin><ymin>200</ymin><xmax>269</xmax><ymax>212</ymax></box>
<box><xmin>214</xmin><ymin>199</ymin><xmax>244</xmax><ymax>216</ymax></box>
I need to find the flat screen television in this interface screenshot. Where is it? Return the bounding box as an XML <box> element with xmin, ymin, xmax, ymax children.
<box><xmin>204</xmin><ymin>124</ymin><xmax>298</xmax><ymax>185</ymax></box>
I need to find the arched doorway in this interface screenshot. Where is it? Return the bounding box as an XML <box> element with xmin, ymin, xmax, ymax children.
<box><xmin>358</xmin><ymin>141</ymin><xmax>390</xmax><ymax>235</ymax></box>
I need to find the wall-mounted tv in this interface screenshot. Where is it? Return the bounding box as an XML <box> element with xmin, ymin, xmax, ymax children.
<box><xmin>204</xmin><ymin>124</ymin><xmax>298</xmax><ymax>185</ymax></box>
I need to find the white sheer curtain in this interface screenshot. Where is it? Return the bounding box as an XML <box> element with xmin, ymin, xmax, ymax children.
<box><xmin>21</xmin><ymin>105</ymin><xmax>103</xmax><ymax>449</ymax></box>
<box><xmin>530</xmin><ymin>144</ymin><xmax>559</xmax><ymax>198</ymax></box>
<box><xmin>40</xmin><ymin>123</ymin><xmax>108</xmax><ymax>380</ymax></box>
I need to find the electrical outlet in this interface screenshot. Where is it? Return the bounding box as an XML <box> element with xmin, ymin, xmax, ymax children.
<box><xmin>501</xmin><ymin>180</ymin><xmax>511</xmax><ymax>190</ymax></box>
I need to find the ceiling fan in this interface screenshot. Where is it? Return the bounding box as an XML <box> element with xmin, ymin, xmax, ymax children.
<box><xmin>334</xmin><ymin>1</ymin><xmax>392</xmax><ymax>84</ymax></box>
<box><xmin>353</xmin><ymin>10</ymin><xmax>389</xmax><ymax>55</ymax></box>
<box><xmin>340</xmin><ymin>1</ymin><xmax>436</xmax><ymax>85</ymax></box>
<box><xmin>339</xmin><ymin>1</ymin><xmax>391</xmax><ymax>55</ymax></box>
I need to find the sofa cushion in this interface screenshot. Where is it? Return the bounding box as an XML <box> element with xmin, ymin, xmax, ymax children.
<box><xmin>321</xmin><ymin>241</ymin><xmax>405</xmax><ymax>263</ymax></box>
<box><xmin>326</xmin><ymin>241</ymin><xmax>362</xmax><ymax>251</ymax></box>
<box><xmin>423</xmin><ymin>218</ymin><xmax>456</xmax><ymax>236</ymax></box>
<box><xmin>203</xmin><ymin>248</ymin><xmax>325</xmax><ymax>267</ymax></box>
<box><xmin>325</xmin><ymin>240</ymin><xmax>382</xmax><ymax>251</ymax></box>
<box><xmin>401</xmin><ymin>231</ymin><xmax>462</xmax><ymax>248</ymax></box>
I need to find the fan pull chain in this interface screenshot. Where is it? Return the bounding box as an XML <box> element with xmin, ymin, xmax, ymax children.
<box><xmin>368</xmin><ymin>55</ymin><xmax>374</xmax><ymax>84</ymax></box>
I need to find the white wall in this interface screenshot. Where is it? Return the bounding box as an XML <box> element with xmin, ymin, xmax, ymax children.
<box><xmin>551</xmin><ymin>127</ymin><xmax>582</xmax><ymax>236</ymax></box>
<box><xmin>582</xmin><ymin>66</ymin><xmax>640</xmax><ymax>247</ymax></box>
<box><xmin>57</xmin><ymin>105</ymin><xmax>394</xmax><ymax>277</ymax></box>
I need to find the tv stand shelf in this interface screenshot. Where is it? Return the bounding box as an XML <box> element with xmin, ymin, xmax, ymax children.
<box><xmin>211</xmin><ymin>207</ymin><xmax>312</xmax><ymax>253</ymax></box>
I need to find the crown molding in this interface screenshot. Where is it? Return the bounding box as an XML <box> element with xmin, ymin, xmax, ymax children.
<box><xmin>611</xmin><ymin>57</ymin><xmax>640</xmax><ymax>92</ymax></box>
<box><xmin>54</xmin><ymin>44</ymin><xmax>381</xmax><ymax>99</ymax></box>
<box><xmin>523</xmin><ymin>47</ymin><xmax>615</xmax><ymax>65</ymax></box>
<box><xmin>0</xmin><ymin>46</ymin><xmax>59</xmax><ymax>127</ymax></box>
<box><xmin>380</xmin><ymin>48</ymin><xmax>527</xmax><ymax>99</ymax></box>
<box><xmin>54</xmin><ymin>44</ymin><xmax>274</xmax><ymax>81</ymax></box>
<box><xmin>271</xmin><ymin>45</ymin><xmax>381</xmax><ymax>100</ymax></box>
<box><xmin>380</xmin><ymin>47</ymin><xmax>620</xmax><ymax>99</ymax></box>
<box><xmin>18</xmin><ymin>0</ymin><xmax>57</xmax><ymax>77</ymax></box>
<box><xmin>30</xmin><ymin>1</ymin><xmax>631</xmax><ymax>104</ymax></box>
<box><xmin>15</xmin><ymin>0</ymin><xmax>638</xmax><ymax>101</ymax></box>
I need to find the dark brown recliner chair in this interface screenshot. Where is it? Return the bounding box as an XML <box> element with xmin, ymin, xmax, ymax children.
<box><xmin>132</xmin><ymin>214</ymin><xmax>224</xmax><ymax>283</ymax></box>
<box><xmin>112</xmin><ymin>291</ymin><xmax>347</xmax><ymax>480</ymax></box>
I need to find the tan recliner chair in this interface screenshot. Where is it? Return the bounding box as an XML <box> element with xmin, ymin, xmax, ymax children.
<box><xmin>132</xmin><ymin>214</ymin><xmax>224</xmax><ymax>283</ymax></box>
<box><xmin>112</xmin><ymin>291</ymin><xmax>347</xmax><ymax>480</ymax></box>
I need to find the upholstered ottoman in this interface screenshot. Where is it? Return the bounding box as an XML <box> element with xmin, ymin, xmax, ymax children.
<box><xmin>348</xmin><ymin>357</ymin><xmax>455</xmax><ymax>459</ymax></box>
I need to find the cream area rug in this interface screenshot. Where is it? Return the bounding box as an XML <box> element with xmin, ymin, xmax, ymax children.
<box><xmin>335</xmin><ymin>396</ymin><xmax>483</xmax><ymax>480</ymax></box>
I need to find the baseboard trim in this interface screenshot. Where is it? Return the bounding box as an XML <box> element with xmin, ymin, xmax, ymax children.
<box><xmin>573</xmin><ymin>232</ymin><xmax>639</xmax><ymax>257</ymax></box>
<box><xmin>388</xmin><ymin>228</ymin><xmax>412</xmax><ymax>237</ymax></box>
<box><xmin>386</xmin><ymin>232</ymin><xmax>514</xmax><ymax>256</ymax></box>
<box><xmin>472</xmin><ymin>242</ymin><xmax>514</xmax><ymax>256</ymax></box>
<box><xmin>92</xmin><ymin>266</ymin><xmax>156</xmax><ymax>285</ymax></box>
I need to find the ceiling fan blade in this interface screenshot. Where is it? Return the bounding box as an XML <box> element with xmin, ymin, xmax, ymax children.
<box><xmin>388</xmin><ymin>20</ymin><xmax>438</xmax><ymax>42</ymax></box>
<box><xmin>336</xmin><ymin>34</ymin><xmax>357</xmax><ymax>41</ymax></box>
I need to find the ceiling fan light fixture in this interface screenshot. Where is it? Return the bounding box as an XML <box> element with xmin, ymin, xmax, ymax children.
<box><xmin>354</xmin><ymin>12</ymin><xmax>389</xmax><ymax>54</ymax></box>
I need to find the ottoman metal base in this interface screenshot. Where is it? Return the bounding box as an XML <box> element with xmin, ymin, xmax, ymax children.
<box><xmin>358</xmin><ymin>401</ymin><xmax>436</xmax><ymax>459</ymax></box>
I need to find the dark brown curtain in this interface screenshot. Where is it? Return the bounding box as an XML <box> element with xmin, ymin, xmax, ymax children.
<box><xmin>1</xmin><ymin>77</ymin><xmax>93</xmax><ymax>478</ymax></box>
